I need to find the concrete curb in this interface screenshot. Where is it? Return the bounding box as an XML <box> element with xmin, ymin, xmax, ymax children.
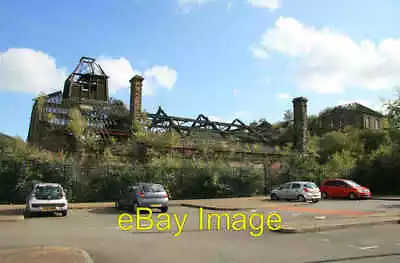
<box><xmin>0</xmin><ymin>246</ymin><xmax>94</xmax><ymax>263</ymax></box>
<box><xmin>179</xmin><ymin>203</ymin><xmax>252</xmax><ymax>211</ymax></box>
<box><xmin>271</xmin><ymin>217</ymin><xmax>400</xmax><ymax>234</ymax></box>
<box><xmin>0</xmin><ymin>215</ymin><xmax>24</xmax><ymax>222</ymax></box>
<box><xmin>75</xmin><ymin>248</ymin><xmax>94</xmax><ymax>263</ymax></box>
<box><xmin>372</xmin><ymin>197</ymin><xmax>400</xmax><ymax>201</ymax></box>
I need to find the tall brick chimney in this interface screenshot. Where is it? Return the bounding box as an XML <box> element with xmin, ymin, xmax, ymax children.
<box><xmin>129</xmin><ymin>75</ymin><xmax>144</xmax><ymax>126</ymax></box>
<box><xmin>292</xmin><ymin>97</ymin><xmax>308</xmax><ymax>152</ymax></box>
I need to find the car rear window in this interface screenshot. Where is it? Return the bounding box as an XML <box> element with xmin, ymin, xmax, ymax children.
<box><xmin>142</xmin><ymin>184</ymin><xmax>165</xmax><ymax>192</ymax></box>
<box><xmin>34</xmin><ymin>185</ymin><xmax>63</xmax><ymax>199</ymax></box>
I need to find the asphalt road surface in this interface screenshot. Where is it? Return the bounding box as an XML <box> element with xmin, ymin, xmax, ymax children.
<box><xmin>0</xmin><ymin>205</ymin><xmax>399</xmax><ymax>263</ymax></box>
<box><xmin>268</xmin><ymin>199</ymin><xmax>400</xmax><ymax>213</ymax></box>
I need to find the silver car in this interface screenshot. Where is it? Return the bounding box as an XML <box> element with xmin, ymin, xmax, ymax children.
<box><xmin>270</xmin><ymin>181</ymin><xmax>321</xmax><ymax>203</ymax></box>
<box><xmin>115</xmin><ymin>183</ymin><xmax>169</xmax><ymax>213</ymax></box>
<box><xmin>24</xmin><ymin>183</ymin><xmax>68</xmax><ymax>217</ymax></box>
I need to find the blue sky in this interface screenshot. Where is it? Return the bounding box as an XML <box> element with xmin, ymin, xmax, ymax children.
<box><xmin>1</xmin><ymin>0</ymin><xmax>400</xmax><ymax>139</ymax></box>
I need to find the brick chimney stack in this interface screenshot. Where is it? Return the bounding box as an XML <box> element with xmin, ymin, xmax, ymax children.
<box><xmin>292</xmin><ymin>97</ymin><xmax>308</xmax><ymax>153</ymax></box>
<box><xmin>129</xmin><ymin>75</ymin><xmax>144</xmax><ymax>126</ymax></box>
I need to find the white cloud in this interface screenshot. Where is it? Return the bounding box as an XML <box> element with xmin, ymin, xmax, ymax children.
<box><xmin>277</xmin><ymin>92</ymin><xmax>290</xmax><ymax>99</ymax></box>
<box><xmin>248</xmin><ymin>0</ymin><xmax>281</xmax><ymax>10</ymax></box>
<box><xmin>250</xmin><ymin>46</ymin><xmax>268</xmax><ymax>59</ymax></box>
<box><xmin>144</xmin><ymin>66</ymin><xmax>177</xmax><ymax>90</ymax></box>
<box><xmin>177</xmin><ymin>0</ymin><xmax>215</xmax><ymax>13</ymax></box>
<box><xmin>256</xmin><ymin>17</ymin><xmax>400</xmax><ymax>94</ymax></box>
<box><xmin>208</xmin><ymin>116</ymin><xmax>228</xmax><ymax>122</ymax></box>
<box><xmin>233</xmin><ymin>89</ymin><xmax>240</xmax><ymax>95</ymax></box>
<box><xmin>0</xmin><ymin>50</ymin><xmax>177</xmax><ymax>97</ymax></box>
<box><xmin>0</xmin><ymin>48</ymin><xmax>66</xmax><ymax>94</ymax></box>
<box><xmin>97</xmin><ymin>57</ymin><xmax>177</xmax><ymax>96</ymax></box>
<box><xmin>97</xmin><ymin>56</ymin><xmax>137</xmax><ymax>94</ymax></box>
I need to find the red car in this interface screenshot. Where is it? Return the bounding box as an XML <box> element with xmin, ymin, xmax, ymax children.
<box><xmin>320</xmin><ymin>179</ymin><xmax>371</xmax><ymax>200</ymax></box>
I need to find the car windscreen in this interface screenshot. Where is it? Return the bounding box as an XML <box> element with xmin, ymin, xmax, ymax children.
<box><xmin>142</xmin><ymin>184</ymin><xmax>165</xmax><ymax>193</ymax></box>
<box><xmin>345</xmin><ymin>180</ymin><xmax>360</xmax><ymax>187</ymax></box>
<box><xmin>34</xmin><ymin>185</ymin><xmax>63</xmax><ymax>199</ymax></box>
<box><xmin>304</xmin><ymin>183</ymin><xmax>318</xmax><ymax>189</ymax></box>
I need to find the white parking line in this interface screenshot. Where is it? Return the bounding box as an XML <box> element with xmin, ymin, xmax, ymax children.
<box><xmin>348</xmin><ymin>244</ymin><xmax>380</xmax><ymax>250</ymax></box>
<box><xmin>359</xmin><ymin>245</ymin><xmax>379</xmax><ymax>250</ymax></box>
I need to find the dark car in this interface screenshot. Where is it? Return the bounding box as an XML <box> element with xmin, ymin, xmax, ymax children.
<box><xmin>320</xmin><ymin>179</ymin><xmax>371</xmax><ymax>200</ymax></box>
<box><xmin>115</xmin><ymin>183</ymin><xmax>169</xmax><ymax>213</ymax></box>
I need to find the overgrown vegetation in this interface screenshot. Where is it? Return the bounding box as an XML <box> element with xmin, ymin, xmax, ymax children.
<box><xmin>1</xmin><ymin>94</ymin><xmax>400</xmax><ymax>203</ymax></box>
<box><xmin>0</xmin><ymin>114</ymin><xmax>266</xmax><ymax>203</ymax></box>
<box><xmin>273</xmin><ymin>103</ymin><xmax>400</xmax><ymax>195</ymax></box>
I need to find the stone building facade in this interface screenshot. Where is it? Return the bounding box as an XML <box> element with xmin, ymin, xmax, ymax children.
<box><xmin>27</xmin><ymin>57</ymin><xmax>143</xmax><ymax>153</ymax></box>
<box><xmin>309</xmin><ymin>103</ymin><xmax>385</xmax><ymax>136</ymax></box>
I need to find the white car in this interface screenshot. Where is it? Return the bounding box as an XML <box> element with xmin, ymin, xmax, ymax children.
<box><xmin>25</xmin><ymin>183</ymin><xmax>68</xmax><ymax>217</ymax></box>
<box><xmin>270</xmin><ymin>181</ymin><xmax>321</xmax><ymax>203</ymax></box>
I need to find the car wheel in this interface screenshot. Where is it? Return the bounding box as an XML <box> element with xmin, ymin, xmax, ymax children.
<box><xmin>312</xmin><ymin>199</ymin><xmax>320</xmax><ymax>203</ymax></box>
<box><xmin>297</xmin><ymin>195</ymin><xmax>306</xmax><ymax>202</ymax></box>
<box><xmin>349</xmin><ymin>192</ymin><xmax>358</xmax><ymax>200</ymax></box>
<box><xmin>24</xmin><ymin>209</ymin><xmax>32</xmax><ymax>218</ymax></box>
<box><xmin>61</xmin><ymin>210</ymin><xmax>68</xmax><ymax>217</ymax></box>
<box><xmin>321</xmin><ymin>192</ymin><xmax>328</xmax><ymax>199</ymax></box>
<box><xmin>270</xmin><ymin>193</ymin><xmax>279</xmax><ymax>200</ymax></box>
<box><xmin>160</xmin><ymin>206</ymin><xmax>168</xmax><ymax>213</ymax></box>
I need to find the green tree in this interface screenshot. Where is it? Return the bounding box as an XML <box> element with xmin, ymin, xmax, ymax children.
<box><xmin>385</xmin><ymin>91</ymin><xmax>400</xmax><ymax>129</ymax></box>
<box><xmin>324</xmin><ymin>150</ymin><xmax>356</xmax><ymax>179</ymax></box>
<box><xmin>318</xmin><ymin>131</ymin><xmax>362</xmax><ymax>162</ymax></box>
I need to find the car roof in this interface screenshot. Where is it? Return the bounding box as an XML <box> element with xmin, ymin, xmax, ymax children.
<box><xmin>127</xmin><ymin>183</ymin><xmax>162</xmax><ymax>188</ymax></box>
<box><xmin>137</xmin><ymin>183</ymin><xmax>162</xmax><ymax>186</ymax></box>
<box><xmin>34</xmin><ymin>183</ymin><xmax>62</xmax><ymax>187</ymax></box>
<box><xmin>323</xmin><ymin>179</ymin><xmax>346</xmax><ymax>182</ymax></box>
<box><xmin>287</xmin><ymin>181</ymin><xmax>316</xmax><ymax>184</ymax></box>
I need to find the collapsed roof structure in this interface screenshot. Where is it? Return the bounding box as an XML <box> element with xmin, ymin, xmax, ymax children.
<box><xmin>27</xmin><ymin>56</ymin><xmax>308</xmax><ymax>155</ymax></box>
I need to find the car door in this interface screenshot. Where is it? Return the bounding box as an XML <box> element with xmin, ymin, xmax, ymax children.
<box><xmin>335</xmin><ymin>181</ymin><xmax>347</xmax><ymax>197</ymax></box>
<box><xmin>278</xmin><ymin>183</ymin><xmax>291</xmax><ymax>199</ymax></box>
<box><xmin>289</xmin><ymin>183</ymin><xmax>302</xmax><ymax>200</ymax></box>
<box><xmin>325</xmin><ymin>180</ymin><xmax>337</xmax><ymax>197</ymax></box>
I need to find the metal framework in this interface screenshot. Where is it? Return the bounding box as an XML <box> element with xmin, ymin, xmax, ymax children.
<box><xmin>62</xmin><ymin>57</ymin><xmax>109</xmax><ymax>102</ymax></box>
<box><xmin>68</xmin><ymin>57</ymin><xmax>107</xmax><ymax>80</ymax></box>
<box><xmin>36</xmin><ymin>90</ymin><xmax>281</xmax><ymax>145</ymax></box>
<box><xmin>146</xmin><ymin>106</ymin><xmax>280</xmax><ymax>144</ymax></box>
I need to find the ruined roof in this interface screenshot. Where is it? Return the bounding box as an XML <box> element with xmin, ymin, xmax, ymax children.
<box><xmin>0</xmin><ymin>132</ymin><xmax>15</xmax><ymax>143</ymax></box>
<box><xmin>70</xmin><ymin>57</ymin><xmax>107</xmax><ymax>78</ymax></box>
<box><xmin>320</xmin><ymin>102</ymin><xmax>384</xmax><ymax>118</ymax></box>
